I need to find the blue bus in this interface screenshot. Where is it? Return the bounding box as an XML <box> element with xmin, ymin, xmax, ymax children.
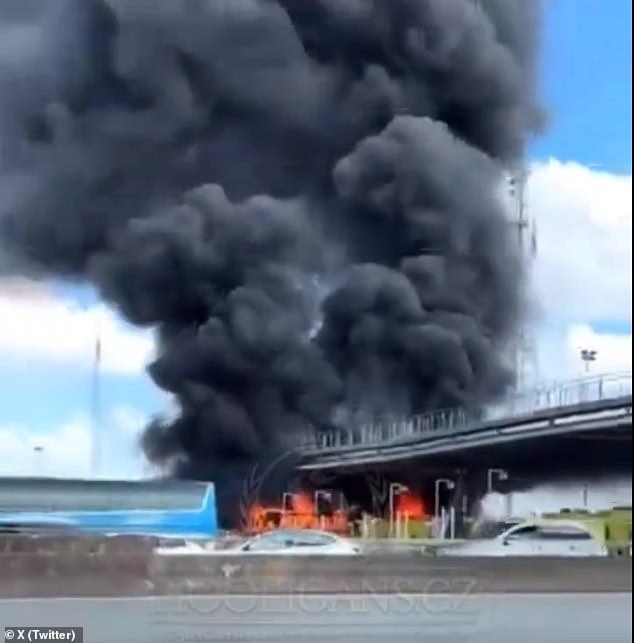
<box><xmin>0</xmin><ymin>477</ymin><xmax>218</xmax><ymax>539</ymax></box>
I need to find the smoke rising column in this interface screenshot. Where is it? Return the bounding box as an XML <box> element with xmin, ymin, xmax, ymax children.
<box><xmin>0</xmin><ymin>0</ymin><xmax>542</xmax><ymax>525</ymax></box>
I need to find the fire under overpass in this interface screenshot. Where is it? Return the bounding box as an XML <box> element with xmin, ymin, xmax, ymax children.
<box><xmin>294</xmin><ymin>372</ymin><xmax>632</xmax><ymax>502</ymax></box>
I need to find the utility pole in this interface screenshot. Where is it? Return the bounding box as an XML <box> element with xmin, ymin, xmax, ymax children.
<box><xmin>90</xmin><ymin>322</ymin><xmax>102</xmax><ymax>478</ymax></box>
<box><xmin>580</xmin><ymin>348</ymin><xmax>598</xmax><ymax>375</ymax></box>
<box><xmin>507</xmin><ymin>168</ymin><xmax>538</xmax><ymax>392</ymax></box>
<box><xmin>33</xmin><ymin>445</ymin><xmax>44</xmax><ymax>476</ymax></box>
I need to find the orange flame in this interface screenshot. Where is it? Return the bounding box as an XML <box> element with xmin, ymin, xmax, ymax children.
<box><xmin>395</xmin><ymin>492</ymin><xmax>426</xmax><ymax>519</ymax></box>
<box><xmin>291</xmin><ymin>492</ymin><xmax>315</xmax><ymax>516</ymax></box>
<box><xmin>246</xmin><ymin>504</ymin><xmax>283</xmax><ymax>533</ymax></box>
<box><xmin>245</xmin><ymin>491</ymin><xmax>350</xmax><ymax>534</ymax></box>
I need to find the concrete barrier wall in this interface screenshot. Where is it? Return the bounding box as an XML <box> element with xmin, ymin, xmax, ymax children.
<box><xmin>1</xmin><ymin>547</ymin><xmax>631</xmax><ymax>599</ymax></box>
<box><xmin>0</xmin><ymin>535</ymin><xmax>161</xmax><ymax>555</ymax></box>
<box><xmin>150</xmin><ymin>554</ymin><xmax>633</xmax><ymax>595</ymax></box>
<box><xmin>0</xmin><ymin>551</ymin><xmax>152</xmax><ymax>577</ymax></box>
<box><xmin>0</xmin><ymin>553</ymin><xmax>154</xmax><ymax>598</ymax></box>
<box><xmin>0</xmin><ymin>536</ymin><xmax>157</xmax><ymax>598</ymax></box>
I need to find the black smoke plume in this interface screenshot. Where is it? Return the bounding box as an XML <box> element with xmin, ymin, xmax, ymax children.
<box><xmin>0</xmin><ymin>0</ymin><xmax>542</xmax><ymax>525</ymax></box>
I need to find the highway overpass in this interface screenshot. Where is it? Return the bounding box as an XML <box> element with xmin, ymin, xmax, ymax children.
<box><xmin>296</xmin><ymin>372</ymin><xmax>632</xmax><ymax>477</ymax></box>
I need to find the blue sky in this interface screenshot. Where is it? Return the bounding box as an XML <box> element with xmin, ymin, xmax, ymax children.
<box><xmin>0</xmin><ymin>0</ymin><xmax>632</xmax><ymax>477</ymax></box>
<box><xmin>532</xmin><ymin>0</ymin><xmax>632</xmax><ymax>173</ymax></box>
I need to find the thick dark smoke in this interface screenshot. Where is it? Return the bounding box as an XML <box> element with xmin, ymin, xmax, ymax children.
<box><xmin>0</xmin><ymin>0</ymin><xmax>542</xmax><ymax>524</ymax></box>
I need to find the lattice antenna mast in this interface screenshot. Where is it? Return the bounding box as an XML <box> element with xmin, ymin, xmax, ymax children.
<box><xmin>470</xmin><ymin>0</ymin><xmax>537</xmax><ymax>391</ymax></box>
<box><xmin>90</xmin><ymin>323</ymin><xmax>102</xmax><ymax>478</ymax></box>
<box><xmin>508</xmin><ymin>168</ymin><xmax>538</xmax><ymax>392</ymax></box>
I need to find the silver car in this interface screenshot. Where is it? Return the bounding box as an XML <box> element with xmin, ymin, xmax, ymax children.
<box><xmin>157</xmin><ymin>528</ymin><xmax>362</xmax><ymax>556</ymax></box>
<box><xmin>437</xmin><ymin>519</ymin><xmax>608</xmax><ymax>557</ymax></box>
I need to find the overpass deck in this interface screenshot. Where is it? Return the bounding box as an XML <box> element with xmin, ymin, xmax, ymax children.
<box><xmin>298</xmin><ymin>372</ymin><xmax>632</xmax><ymax>470</ymax></box>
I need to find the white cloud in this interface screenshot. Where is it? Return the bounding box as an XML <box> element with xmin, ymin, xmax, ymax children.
<box><xmin>0</xmin><ymin>279</ymin><xmax>154</xmax><ymax>375</ymax></box>
<box><xmin>0</xmin><ymin>407</ymin><xmax>153</xmax><ymax>479</ymax></box>
<box><xmin>0</xmin><ymin>160</ymin><xmax>630</xmax><ymax>388</ymax></box>
<box><xmin>109</xmin><ymin>405</ymin><xmax>148</xmax><ymax>439</ymax></box>
<box><xmin>0</xmin><ymin>416</ymin><xmax>91</xmax><ymax>478</ymax></box>
<box><xmin>532</xmin><ymin>323</ymin><xmax>632</xmax><ymax>383</ymax></box>
<box><xmin>564</xmin><ymin>324</ymin><xmax>631</xmax><ymax>376</ymax></box>
<box><xmin>527</xmin><ymin>159</ymin><xmax>631</xmax><ymax>324</ymax></box>
<box><xmin>524</xmin><ymin>160</ymin><xmax>632</xmax><ymax>381</ymax></box>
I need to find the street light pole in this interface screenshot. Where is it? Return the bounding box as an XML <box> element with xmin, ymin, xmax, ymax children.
<box><xmin>314</xmin><ymin>490</ymin><xmax>333</xmax><ymax>514</ymax></box>
<box><xmin>487</xmin><ymin>468</ymin><xmax>511</xmax><ymax>519</ymax></box>
<box><xmin>582</xmin><ymin>485</ymin><xmax>589</xmax><ymax>509</ymax></box>
<box><xmin>90</xmin><ymin>318</ymin><xmax>103</xmax><ymax>479</ymax></box>
<box><xmin>282</xmin><ymin>492</ymin><xmax>294</xmax><ymax>514</ymax></box>
<box><xmin>580</xmin><ymin>348</ymin><xmax>597</xmax><ymax>375</ymax></box>
<box><xmin>487</xmin><ymin>468</ymin><xmax>509</xmax><ymax>494</ymax></box>
<box><xmin>434</xmin><ymin>478</ymin><xmax>455</xmax><ymax>520</ymax></box>
<box><xmin>388</xmin><ymin>483</ymin><xmax>409</xmax><ymax>537</ymax></box>
<box><xmin>33</xmin><ymin>445</ymin><xmax>44</xmax><ymax>476</ymax></box>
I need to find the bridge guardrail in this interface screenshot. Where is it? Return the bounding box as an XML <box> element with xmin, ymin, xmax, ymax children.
<box><xmin>299</xmin><ymin>371</ymin><xmax>632</xmax><ymax>454</ymax></box>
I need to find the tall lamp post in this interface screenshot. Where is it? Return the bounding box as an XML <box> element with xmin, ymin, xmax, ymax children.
<box><xmin>434</xmin><ymin>478</ymin><xmax>455</xmax><ymax>539</ymax></box>
<box><xmin>33</xmin><ymin>445</ymin><xmax>44</xmax><ymax>476</ymax></box>
<box><xmin>580</xmin><ymin>348</ymin><xmax>597</xmax><ymax>374</ymax></box>
<box><xmin>582</xmin><ymin>485</ymin><xmax>589</xmax><ymax>509</ymax></box>
<box><xmin>487</xmin><ymin>468</ymin><xmax>509</xmax><ymax>494</ymax></box>
<box><xmin>90</xmin><ymin>317</ymin><xmax>103</xmax><ymax>479</ymax></box>
<box><xmin>434</xmin><ymin>478</ymin><xmax>455</xmax><ymax>520</ymax></box>
<box><xmin>314</xmin><ymin>490</ymin><xmax>336</xmax><ymax>515</ymax></box>
<box><xmin>388</xmin><ymin>483</ymin><xmax>409</xmax><ymax>537</ymax></box>
<box><xmin>487</xmin><ymin>468</ymin><xmax>510</xmax><ymax>518</ymax></box>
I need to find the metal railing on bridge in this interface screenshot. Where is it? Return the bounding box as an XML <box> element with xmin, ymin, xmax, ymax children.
<box><xmin>299</xmin><ymin>371</ymin><xmax>632</xmax><ymax>453</ymax></box>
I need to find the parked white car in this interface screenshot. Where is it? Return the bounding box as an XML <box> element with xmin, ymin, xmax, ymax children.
<box><xmin>156</xmin><ymin>529</ymin><xmax>362</xmax><ymax>556</ymax></box>
<box><xmin>437</xmin><ymin>519</ymin><xmax>608</xmax><ymax>557</ymax></box>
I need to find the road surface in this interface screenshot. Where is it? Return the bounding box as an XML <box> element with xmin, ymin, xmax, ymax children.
<box><xmin>0</xmin><ymin>593</ymin><xmax>630</xmax><ymax>643</ymax></box>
